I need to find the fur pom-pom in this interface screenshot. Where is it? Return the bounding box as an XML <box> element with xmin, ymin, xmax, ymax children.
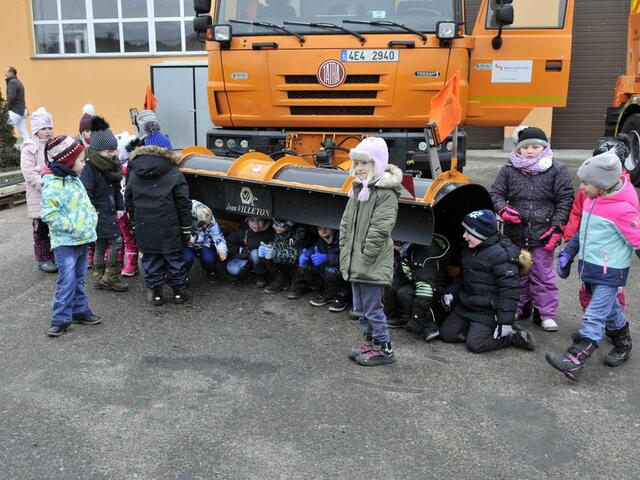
<box><xmin>90</xmin><ymin>115</ymin><xmax>110</xmax><ymax>132</ymax></box>
<box><xmin>142</xmin><ymin>120</ymin><xmax>162</xmax><ymax>135</ymax></box>
<box><xmin>518</xmin><ymin>249</ymin><xmax>533</xmax><ymax>275</ymax></box>
<box><xmin>125</xmin><ymin>137</ymin><xmax>144</xmax><ymax>153</ymax></box>
<box><xmin>82</xmin><ymin>104</ymin><xmax>95</xmax><ymax>116</ymax></box>
<box><xmin>512</xmin><ymin>125</ymin><xmax>529</xmax><ymax>145</ymax></box>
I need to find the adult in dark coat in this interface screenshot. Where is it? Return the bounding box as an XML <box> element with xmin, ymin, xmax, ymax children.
<box><xmin>125</xmin><ymin>135</ymin><xmax>192</xmax><ymax>305</ymax></box>
<box><xmin>439</xmin><ymin>210</ymin><xmax>535</xmax><ymax>353</ymax></box>
<box><xmin>4</xmin><ymin>66</ymin><xmax>29</xmax><ymax>141</ymax></box>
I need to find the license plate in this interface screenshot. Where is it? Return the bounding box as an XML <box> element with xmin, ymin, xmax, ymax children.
<box><xmin>341</xmin><ymin>49</ymin><xmax>400</xmax><ymax>62</ymax></box>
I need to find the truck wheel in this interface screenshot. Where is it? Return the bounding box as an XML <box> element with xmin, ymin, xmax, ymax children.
<box><xmin>620</xmin><ymin>114</ymin><xmax>640</xmax><ymax>186</ymax></box>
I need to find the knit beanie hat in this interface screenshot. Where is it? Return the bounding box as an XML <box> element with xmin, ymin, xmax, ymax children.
<box><xmin>90</xmin><ymin>116</ymin><xmax>118</xmax><ymax>151</ymax></box>
<box><xmin>272</xmin><ymin>218</ymin><xmax>294</xmax><ymax>229</ymax></box>
<box><xmin>45</xmin><ymin>135</ymin><xmax>85</xmax><ymax>168</ymax></box>
<box><xmin>145</xmin><ymin>131</ymin><xmax>173</xmax><ymax>150</ymax></box>
<box><xmin>191</xmin><ymin>199</ymin><xmax>213</xmax><ymax>230</ymax></box>
<box><xmin>513</xmin><ymin>126</ymin><xmax>550</xmax><ymax>150</ymax></box>
<box><xmin>78</xmin><ymin>104</ymin><xmax>95</xmax><ymax>133</ymax></box>
<box><xmin>593</xmin><ymin>134</ymin><xmax>631</xmax><ymax>165</ymax></box>
<box><xmin>30</xmin><ymin>107</ymin><xmax>53</xmax><ymax>135</ymax></box>
<box><xmin>577</xmin><ymin>151</ymin><xmax>622</xmax><ymax>190</ymax></box>
<box><xmin>137</xmin><ymin>110</ymin><xmax>162</xmax><ymax>137</ymax></box>
<box><xmin>461</xmin><ymin>209</ymin><xmax>497</xmax><ymax>241</ymax></box>
<box><xmin>349</xmin><ymin>136</ymin><xmax>389</xmax><ymax>178</ymax></box>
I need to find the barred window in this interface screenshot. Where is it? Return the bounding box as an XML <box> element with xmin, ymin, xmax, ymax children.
<box><xmin>31</xmin><ymin>0</ymin><xmax>205</xmax><ymax>56</ymax></box>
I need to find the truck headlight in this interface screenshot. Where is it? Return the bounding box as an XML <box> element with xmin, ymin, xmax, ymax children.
<box><xmin>214</xmin><ymin>138</ymin><xmax>224</xmax><ymax>148</ymax></box>
<box><xmin>227</xmin><ymin>138</ymin><xmax>237</xmax><ymax>148</ymax></box>
<box><xmin>240</xmin><ymin>139</ymin><xmax>249</xmax><ymax>149</ymax></box>
<box><xmin>214</xmin><ymin>25</ymin><xmax>232</xmax><ymax>43</ymax></box>
<box><xmin>436</xmin><ymin>21</ymin><xmax>456</xmax><ymax>40</ymax></box>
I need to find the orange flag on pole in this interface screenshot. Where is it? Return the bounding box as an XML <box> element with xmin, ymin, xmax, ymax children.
<box><xmin>144</xmin><ymin>85</ymin><xmax>158</xmax><ymax>111</ymax></box>
<box><xmin>429</xmin><ymin>71</ymin><xmax>462</xmax><ymax>144</ymax></box>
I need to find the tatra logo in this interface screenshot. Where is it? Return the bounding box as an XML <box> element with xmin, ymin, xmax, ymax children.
<box><xmin>468</xmin><ymin>211</ymin><xmax>484</xmax><ymax>218</ymax></box>
<box><xmin>317</xmin><ymin>60</ymin><xmax>346</xmax><ymax>88</ymax></box>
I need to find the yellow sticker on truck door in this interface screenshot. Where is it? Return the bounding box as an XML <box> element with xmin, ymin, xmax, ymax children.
<box><xmin>491</xmin><ymin>60</ymin><xmax>533</xmax><ymax>83</ymax></box>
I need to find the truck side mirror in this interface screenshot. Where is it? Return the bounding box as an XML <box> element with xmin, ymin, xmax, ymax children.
<box><xmin>492</xmin><ymin>4</ymin><xmax>514</xmax><ymax>49</ymax></box>
<box><xmin>193</xmin><ymin>15</ymin><xmax>212</xmax><ymax>34</ymax></box>
<box><xmin>194</xmin><ymin>0</ymin><xmax>212</xmax><ymax>15</ymax></box>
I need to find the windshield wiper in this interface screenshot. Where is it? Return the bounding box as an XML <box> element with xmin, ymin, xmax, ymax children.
<box><xmin>229</xmin><ymin>19</ymin><xmax>305</xmax><ymax>43</ymax></box>
<box><xmin>283</xmin><ymin>21</ymin><xmax>366</xmax><ymax>43</ymax></box>
<box><xmin>343</xmin><ymin>19</ymin><xmax>426</xmax><ymax>42</ymax></box>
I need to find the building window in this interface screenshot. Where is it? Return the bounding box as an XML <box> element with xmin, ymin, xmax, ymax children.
<box><xmin>31</xmin><ymin>0</ymin><xmax>205</xmax><ymax>56</ymax></box>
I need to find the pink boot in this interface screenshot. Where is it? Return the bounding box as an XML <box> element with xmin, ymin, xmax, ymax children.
<box><xmin>121</xmin><ymin>251</ymin><xmax>139</xmax><ymax>276</ymax></box>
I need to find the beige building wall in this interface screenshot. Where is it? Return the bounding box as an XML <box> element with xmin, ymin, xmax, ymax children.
<box><xmin>0</xmin><ymin>2</ymin><xmax>206</xmax><ymax>139</ymax></box>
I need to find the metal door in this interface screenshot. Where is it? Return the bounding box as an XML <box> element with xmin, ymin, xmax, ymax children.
<box><xmin>194</xmin><ymin>66</ymin><xmax>215</xmax><ymax>146</ymax></box>
<box><xmin>153</xmin><ymin>67</ymin><xmax>196</xmax><ymax>149</ymax></box>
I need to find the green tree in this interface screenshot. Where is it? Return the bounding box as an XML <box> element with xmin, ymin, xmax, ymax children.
<box><xmin>0</xmin><ymin>88</ymin><xmax>20</xmax><ymax>169</ymax></box>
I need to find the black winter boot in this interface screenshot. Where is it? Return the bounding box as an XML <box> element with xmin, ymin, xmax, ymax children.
<box><xmin>510</xmin><ymin>327</ymin><xmax>535</xmax><ymax>351</ymax></box>
<box><xmin>287</xmin><ymin>268</ymin><xmax>307</xmax><ymax>299</ymax></box>
<box><xmin>172</xmin><ymin>284</ymin><xmax>189</xmax><ymax>304</ymax></box>
<box><xmin>604</xmin><ymin>322</ymin><xmax>632</xmax><ymax>367</ymax></box>
<box><xmin>148</xmin><ymin>286</ymin><xmax>164</xmax><ymax>306</ymax></box>
<box><xmin>545</xmin><ymin>337</ymin><xmax>598</xmax><ymax>381</ymax></box>
<box><xmin>264</xmin><ymin>273</ymin><xmax>289</xmax><ymax>294</ymax></box>
<box><xmin>355</xmin><ymin>339</ymin><xmax>396</xmax><ymax>366</ymax></box>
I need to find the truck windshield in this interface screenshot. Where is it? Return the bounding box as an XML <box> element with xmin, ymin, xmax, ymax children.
<box><xmin>217</xmin><ymin>0</ymin><xmax>456</xmax><ymax>35</ymax></box>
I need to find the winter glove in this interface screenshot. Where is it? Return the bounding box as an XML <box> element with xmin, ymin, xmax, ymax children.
<box><xmin>557</xmin><ymin>250</ymin><xmax>573</xmax><ymax>279</ymax></box>
<box><xmin>298</xmin><ymin>248</ymin><xmax>311</xmax><ymax>267</ymax></box>
<box><xmin>539</xmin><ymin>225</ymin><xmax>564</xmax><ymax>252</ymax></box>
<box><xmin>493</xmin><ymin>324</ymin><xmax>513</xmax><ymax>339</ymax></box>
<box><xmin>181</xmin><ymin>227</ymin><xmax>193</xmax><ymax>245</ymax></box>
<box><xmin>258</xmin><ymin>242</ymin><xmax>274</xmax><ymax>260</ymax></box>
<box><xmin>310</xmin><ymin>246</ymin><xmax>327</xmax><ymax>266</ymax></box>
<box><xmin>441</xmin><ymin>293</ymin><xmax>454</xmax><ymax>312</ymax></box>
<box><xmin>401</xmin><ymin>259</ymin><xmax>414</xmax><ymax>281</ymax></box>
<box><xmin>498</xmin><ymin>205</ymin><xmax>522</xmax><ymax>224</ymax></box>
<box><xmin>414</xmin><ymin>281</ymin><xmax>434</xmax><ymax>300</ymax></box>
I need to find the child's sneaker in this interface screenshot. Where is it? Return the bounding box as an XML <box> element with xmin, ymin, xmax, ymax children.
<box><xmin>47</xmin><ymin>325</ymin><xmax>68</xmax><ymax>337</ymax></box>
<box><xmin>310</xmin><ymin>293</ymin><xmax>331</xmax><ymax>307</ymax></box>
<box><xmin>287</xmin><ymin>286</ymin><xmax>306</xmax><ymax>299</ymax></box>
<box><xmin>347</xmin><ymin>309</ymin><xmax>361</xmax><ymax>320</ymax></box>
<box><xmin>540</xmin><ymin>318</ymin><xmax>558</xmax><ymax>332</ymax></box>
<box><xmin>328</xmin><ymin>298</ymin><xmax>348</xmax><ymax>312</ymax></box>
<box><xmin>72</xmin><ymin>312</ymin><xmax>102</xmax><ymax>325</ymax></box>
<box><xmin>355</xmin><ymin>340</ymin><xmax>395</xmax><ymax>366</ymax></box>
<box><xmin>348</xmin><ymin>334</ymin><xmax>373</xmax><ymax>360</ymax></box>
<box><xmin>147</xmin><ymin>286</ymin><xmax>164</xmax><ymax>306</ymax></box>
<box><xmin>172</xmin><ymin>285</ymin><xmax>189</xmax><ymax>304</ymax></box>
<box><xmin>264</xmin><ymin>275</ymin><xmax>289</xmax><ymax>294</ymax></box>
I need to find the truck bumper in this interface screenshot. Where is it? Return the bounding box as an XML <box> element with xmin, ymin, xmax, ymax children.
<box><xmin>206</xmin><ymin>128</ymin><xmax>466</xmax><ymax>176</ymax></box>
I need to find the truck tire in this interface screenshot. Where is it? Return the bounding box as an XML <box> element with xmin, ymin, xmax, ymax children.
<box><xmin>620</xmin><ymin>114</ymin><xmax>640</xmax><ymax>186</ymax></box>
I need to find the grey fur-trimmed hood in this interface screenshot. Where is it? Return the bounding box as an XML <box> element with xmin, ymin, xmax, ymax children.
<box><xmin>130</xmin><ymin>145</ymin><xmax>180</xmax><ymax>164</ymax></box>
<box><xmin>372</xmin><ymin>164</ymin><xmax>403</xmax><ymax>192</ymax></box>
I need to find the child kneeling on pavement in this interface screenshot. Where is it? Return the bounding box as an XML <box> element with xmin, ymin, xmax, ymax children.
<box><xmin>546</xmin><ymin>152</ymin><xmax>640</xmax><ymax>381</ymax></box>
<box><xmin>41</xmin><ymin>136</ymin><xmax>101</xmax><ymax>337</ymax></box>
<box><xmin>226</xmin><ymin>217</ymin><xmax>274</xmax><ymax>287</ymax></box>
<box><xmin>385</xmin><ymin>234</ymin><xmax>451</xmax><ymax>342</ymax></box>
<box><xmin>295</xmin><ymin>226</ymin><xmax>350</xmax><ymax>312</ymax></box>
<box><xmin>183</xmin><ymin>199</ymin><xmax>227</xmax><ymax>279</ymax></box>
<box><xmin>258</xmin><ymin>218</ymin><xmax>310</xmax><ymax>293</ymax></box>
<box><xmin>125</xmin><ymin>132</ymin><xmax>192</xmax><ymax>306</ymax></box>
<box><xmin>439</xmin><ymin>209</ymin><xmax>535</xmax><ymax>353</ymax></box>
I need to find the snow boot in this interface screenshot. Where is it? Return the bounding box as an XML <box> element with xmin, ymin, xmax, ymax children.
<box><xmin>287</xmin><ymin>268</ymin><xmax>307</xmax><ymax>299</ymax></box>
<box><xmin>355</xmin><ymin>339</ymin><xmax>395</xmax><ymax>366</ymax></box>
<box><xmin>545</xmin><ymin>337</ymin><xmax>598</xmax><ymax>381</ymax></box>
<box><xmin>264</xmin><ymin>273</ymin><xmax>289</xmax><ymax>294</ymax></box>
<box><xmin>148</xmin><ymin>286</ymin><xmax>164</xmax><ymax>306</ymax></box>
<box><xmin>348</xmin><ymin>334</ymin><xmax>373</xmax><ymax>360</ymax></box>
<box><xmin>87</xmin><ymin>244</ymin><xmax>95</xmax><ymax>269</ymax></box>
<box><xmin>92</xmin><ymin>265</ymin><xmax>106</xmax><ymax>287</ymax></box>
<box><xmin>604</xmin><ymin>322</ymin><xmax>632</xmax><ymax>367</ymax></box>
<box><xmin>510</xmin><ymin>327</ymin><xmax>536</xmax><ymax>351</ymax></box>
<box><xmin>172</xmin><ymin>284</ymin><xmax>189</xmax><ymax>304</ymax></box>
<box><xmin>97</xmin><ymin>265</ymin><xmax>129</xmax><ymax>292</ymax></box>
<box><xmin>121</xmin><ymin>251</ymin><xmax>139</xmax><ymax>277</ymax></box>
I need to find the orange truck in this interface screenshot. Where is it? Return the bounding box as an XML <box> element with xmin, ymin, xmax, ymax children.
<box><xmin>606</xmin><ymin>0</ymin><xmax>640</xmax><ymax>184</ymax></box>
<box><xmin>180</xmin><ymin>0</ymin><xmax>576</xmax><ymax>245</ymax></box>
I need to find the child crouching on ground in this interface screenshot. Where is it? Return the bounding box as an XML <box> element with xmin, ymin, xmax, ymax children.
<box><xmin>385</xmin><ymin>235</ymin><xmax>451</xmax><ymax>342</ymax></box>
<box><xmin>547</xmin><ymin>152</ymin><xmax>640</xmax><ymax>381</ymax></box>
<box><xmin>439</xmin><ymin>210</ymin><xmax>535</xmax><ymax>353</ymax></box>
<box><xmin>226</xmin><ymin>217</ymin><xmax>274</xmax><ymax>287</ymax></box>
<box><xmin>41</xmin><ymin>136</ymin><xmax>100</xmax><ymax>337</ymax></box>
<box><xmin>258</xmin><ymin>219</ymin><xmax>309</xmax><ymax>294</ymax></box>
<box><xmin>184</xmin><ymin>200</ymin><xmax>227</xmax><ymax>279</ymax></box>
<box><xmin>295</xmin><ymin>226</ymin><xmax>350</xmax><ymax>312</ymax></box>
<box><xmin>125</xmin><ymin>131</ymin><xmax>192</xmax><ymax>306</ymax></box>
<box><xmin>341</xmin><ymin>136</ymin><xmax>402</xmax><ymax>366</ymax></box>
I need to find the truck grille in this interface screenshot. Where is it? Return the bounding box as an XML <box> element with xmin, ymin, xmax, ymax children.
<box><xmin>289</xmin><ymin>106</ymin><xmax>375</xmax><ymax>116</ymax></box>
<box><xmin>287</xmin><ymin>90</ymin><xmax>377</xmax><ymax>99</ymax></box>
<box><xmin>285</xmin><ymin>74</ymin><xmax>380</xmax><ymax>84</ymax></box>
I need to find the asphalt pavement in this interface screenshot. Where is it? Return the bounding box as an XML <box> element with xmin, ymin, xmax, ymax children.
<box><xmin>1</xmin><ymin>153</ymin><xmax>639</xmax><ymax>479</ymax></box>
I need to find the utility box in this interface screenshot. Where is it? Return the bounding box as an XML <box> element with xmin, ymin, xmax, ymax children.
<box><xmin>150</xmin><ymin>61</ymin><xmax>214</xmax><ymax>150</ymax></box>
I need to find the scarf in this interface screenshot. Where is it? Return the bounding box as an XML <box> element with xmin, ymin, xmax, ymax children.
<box><xmin>48</xmin><ymin>162</ymin><xmax>77</xmax><ymax>181</ymax></box>
<box><xmin>87</xmin><ymin>150</ymin><xmax>123</xmax><ymax>182</ymax></box>
<box><xmin>508</xmin><ymin>147</ymin><xmax>554</xmax><ymax>175</ymax></box>
<box><xmin>349</xmin><ymin>177</ymin><xmax>371</xmax><ymax>201</ymax></box>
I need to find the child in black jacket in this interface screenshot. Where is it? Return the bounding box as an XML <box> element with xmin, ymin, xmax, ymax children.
<box><xmin>439</xmin><ymin>210</ymin><xmax>535</xmax><ymax>353</ymax></box>
<box><xmin>125</xmin><ymin>132</ymin><xmax>192</xmax><ymax>306</ymax></box>
<box><xmin>226</xmin><ymin>217</ymin><xmax>275</xmax><ymax>287</ymax></box>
